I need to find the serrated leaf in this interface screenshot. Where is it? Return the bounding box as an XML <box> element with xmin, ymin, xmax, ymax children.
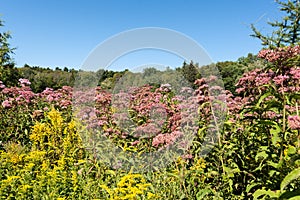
<box><xmin>281</xmin><ymin>167</ymin><xmax>300</xmax><ymax>192</ymax></box>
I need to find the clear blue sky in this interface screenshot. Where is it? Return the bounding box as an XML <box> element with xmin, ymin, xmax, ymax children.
<box><xmin>1</xmin><ymin>0</ymin><xmax>282</xmax><ymax>71</ymax></box>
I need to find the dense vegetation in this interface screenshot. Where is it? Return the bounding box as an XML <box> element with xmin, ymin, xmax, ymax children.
<box><xmin>1</xmin><ymin>0</ymin><xmax>300</xmax><ymax>199</ymax></box>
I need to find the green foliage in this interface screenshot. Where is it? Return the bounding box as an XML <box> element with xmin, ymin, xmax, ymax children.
<box><xmin>96</xmin><ymin>69</ymin><xmax>118</xmax><ymax>85</ymax></box>
<box><xmin>197</xmin><ymin>54</ymin><xmax>265</xmax><ymax>94</ymax></box>
<box><xmin>179</xmin><ymin>61</ymin><xmax>200</xmax><ymax>86</ymax></box>
<box><xmin>281</xmin><ymin>167</ymin><xmax>300</xmax><ymax>192</ymax></box>
<box><xmin>0</xmin><ymin>19</ymin><xmax>14</xmax><ymax>66</ymax></box>
<box><xmin>0</xmin><ymin>17</ymin><xmax>21</xmax><ymax>87</ymax></box>
<box><xmin>19</xmin><ymin>64</ymin><xmax>77</xmax><ymax>92</ymax></box>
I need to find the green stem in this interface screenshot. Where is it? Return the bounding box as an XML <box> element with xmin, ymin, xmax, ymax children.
<box><xmin>209</xmin><ymin>94</ymin><xmax>225</xmax><ymax>176</ymax></box>
<box><xmin>280</xmin><ymin>92</ymin><xmax>286</xmax><ymax>160</ymax></box>
<box><xmin>296</xmin><ymin>102</ymin><xmax>300</xmax><ymax>148</ymax></box>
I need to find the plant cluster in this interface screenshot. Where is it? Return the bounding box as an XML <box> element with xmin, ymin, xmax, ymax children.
<box><xmin>1</xmin><ymin>45</ymin><xmax>300</xmax><ymax>199</ymax></box>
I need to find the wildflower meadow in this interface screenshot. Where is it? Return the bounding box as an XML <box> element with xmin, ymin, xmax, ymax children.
<box><xmin>1</xmin><ymin>0</ymin><xmax>300</xmax><ymax>199</ymax></box>
<box><xmin>1</xmin><ymin>45</ymin><xmax>300</xmax><ymax>199</ymax></box>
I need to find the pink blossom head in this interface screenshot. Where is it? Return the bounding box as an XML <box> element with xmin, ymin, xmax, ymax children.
<box><xmin>0</xmin><ymin>81</ymin><xmax>5</xmax><ymax>89</ymax></box>
<box><xmin>273</xmin><ymin>75</ymin><xmax>289</xmax><ymax>85</ymax></box>
<box><xmin>2</xmin><ymin>100</ymin><xmax>12</xmax><ymax>108</ymax></box>
<box><xmin>288</xmin><ymin>115</ymin><xmax>300</xmax><ymax>130</ymax></box>
<box><xmin>160</xmin><ymin>83</ymin><xmax>172</xmax><ymax>92</ymax></box>
<box><xmin>18</xmin><ymin>78</ymin><xmax>31</xmax><ymax>87</ymax></box>
<box><xmin>258</xmin><ymin>45</ymin><xmax>300</xmax><ymax>63</ymax></box>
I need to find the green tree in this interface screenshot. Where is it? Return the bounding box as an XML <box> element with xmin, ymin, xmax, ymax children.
<box><xmin>251</xmin><ymin>0</ymin><xmax>300</xmax><ymax>48</ymax></box>
<box><xmin>0</xmin><ymin>17</ymin><xmax>20</xmax><ymax>86</ymax></box>
<box><xmin>181</xmin><ymin>61</ymin><xmax>199</xmax><ymax>85</ymax></box>
<box><xmin>63</xmin><ymin>66</ymin><xmax>69</xmax><ymax>72</ymax></box>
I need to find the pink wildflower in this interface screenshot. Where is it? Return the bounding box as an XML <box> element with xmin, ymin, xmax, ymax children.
<box><xmin>273</xmin><ymin>75</ymin><xmax>289</xmax><ymax>85</ymax></box>
<box><xmin>290</xmin><ymin>67</ymin><xmax>300</xmax><ymax>80</ymax></box>
<box><xmin>288</xmin><ymin>115</ymin><xmax>300</xmax><ymax>130</ymax></box>
<box><xmin>2</xmin><ymin>100</ymin><xmax>12</xmax><ymax>108</ymax></box>
<box><xmin>18</xmin><ymin>78</ymin><xmax>31</xmax><ymax>87</ymax></box>
<box><xmin>0</xmin><ymin>81</ymin><xmax>5</xmax><ymax>89</ymax></box>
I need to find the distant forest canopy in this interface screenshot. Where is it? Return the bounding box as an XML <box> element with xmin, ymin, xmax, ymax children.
<box><xmin>8</xmin><ymin>52</ymin><xmax>264</xmax><ymax>94</ymax></box>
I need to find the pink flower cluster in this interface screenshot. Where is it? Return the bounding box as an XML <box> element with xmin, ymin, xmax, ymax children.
<box><xmin>39</xmin><ymin>86</ymin><xmax>72</xmax><ymax>108</ymax></box>
<box><xmin>235</xmin><ymin>69</ymin><xmax>273</xmax><ymax>95</ymax></box>
<box><xmin>194</xmin><ymin>76</ymin><xmax>228</xmax><ymax>123</ymax></box>
<box><xmin>134</xmin><ymin>123</ymin><xmax>161</xmax><ymax>138</ymax></box>
<box><xmin>288</xmin><ymin>115</ymin><xmax>300</xmax><ymax>130</ymax></box>
<box><xmin>18</xmin><ymin>78</ymin><xmax>31</xmax><ymax>87</ymax></box>
<box><xmin>73</xmin><ymin>81</ymin><xmax>217</xmax><ymax>150</ymax></box>
<box><xmin>1</xmin><ymin>79</ymin><xmax>35</xmax><ymax>107</ymax></box>
<box><xmin>2</xmin><ymin>99</ymin><xmax>12</xmax><ymax>108</ymax></box>
<box><xmin>152</xmin><ymin>130</ymin><xmax>183</xmax><ymax>148</ymax></box>
<box><xmin>273</xmin><ymin>75</ymin><xmax>290</xmax><ymax>85</ymax></box>
<box><xmin>0</xmin><ymin>81</ymin><xmax>5</xmax><ymax>89</ymax></box>
<box><xmin>236</xmin><ymin>66</ymin><xmax>300</xmax><ymax>96</ymax></box>
<box><xmin>289</xmin><ymin>67</ymin><xmax>300</xmax><ymax>80</ymax></box>
<box><xmin>232</xmin><ymin>45</ymin><xmax>300</xmax><ymax>132</ymax></box>
<box><xmin>1</xmin><ymin>79</ymin><xmax>73</xmax><ymax>110</ymax></box>
<box><xmin>258</xmin><ymin>45</ymin><xmax>300</xmax><ymax>63</ymax></box>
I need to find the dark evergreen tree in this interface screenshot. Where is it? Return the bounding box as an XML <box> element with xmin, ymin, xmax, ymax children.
<box><xmin>181</xmin><ymin>61</ymin><xmax>199</xmax><ymax>85</ymax></box>
<box><xmin>0</xmin><ymin>18</ymin><xmax>21</xmax><ymax>87</ymax></box>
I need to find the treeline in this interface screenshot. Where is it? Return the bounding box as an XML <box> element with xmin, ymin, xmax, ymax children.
<box><xmin>0</xmin><ymin>52</ymin><xmax>265</xmax><ymax>94</ymax></box>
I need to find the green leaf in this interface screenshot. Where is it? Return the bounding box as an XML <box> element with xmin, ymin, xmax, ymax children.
<box><xmin>196</xmin><ymin>189</ymin><xmax>212</xmax><ymax>199</ymax></box>
<box><xmin>270</xmin><ymin>123</ymin><xmax>282</xmax><ymax>146</ymax></box>
<box><xmin>280</xmin><ymin>188</ymin><xmax>300</xmax><ymax>199</ymax></box>
<box><xmin>269</xmin><ymin>170</ymin><xmax>280</xmax><ymax>177</ymax></box>
<box><xmin>295</xmin><ymin>160</ymin><xmax>300</xmax><ymax>166</ymax></box>
<box><xmin>105</xmin><ymin>170</ymin><xmax>116</xmax><ymax>176</ymax></box>
<box><xmin>255</xmin><ymin>151</ymin><xmax>268</xmax><ymax>162</ymax></box>
<box><xmin>167</xmin><ymin>172</ymin><xmax>179</xmax><ymax>179</ymax></box>
<box><xmin>253</xmin><ymin>164</ymin><xmax>264</xmax><ymax>172</ymax></box>
<box><xmin>287</xmin><ymin>145</ymin><xmax>297</xmax><ymax>155</ymax></box>
<box><xmin>259</xmin><ymin>119</ymin><xmax>276</xmax><ymax>126</ymax></box>
<box><xmin>256</xmin><ymin>92</ymin><xmax>272</xmax><ymax>108</ymax></box>
<box><xmin>259</xmin><ymin>146</ymin><xmax>269</xmax><ymax>151</ymax></box>
<box><xmin>246</xmin><ymin>182</ymin><xmax>260</xmax><ymax>193</ymax></box>
<box><xmin>223</xmin><ymin>166</ymin><xmax>238</xmax><ymax>178</ymax></box>
<box><xmin>288</xmin><ymin>196</ymin><xmax>300</xmax><ymax>200</ymax></box>
<box><xmin>266</xmin><ymin>100</ymin><xmax>282</xmax><ymax>111</ymax></box>
<box><xmin>253</xmin><ymin>189</ymin><xmax>279</xmax><ymax>199</ymax></box>
<box><xmin>267</xmin><ymin>160</ymin><xmax>280</xmax><ymax>169</ymax></box>
<box><xmin>281</xmin><ymin>167</ymin><xmax>300</xmax><ymax>192</ymax></box>
<box><xmin>290</xmin><ymin>93</ymin><xmax>300</xmax><ymax>100</ymax></box>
